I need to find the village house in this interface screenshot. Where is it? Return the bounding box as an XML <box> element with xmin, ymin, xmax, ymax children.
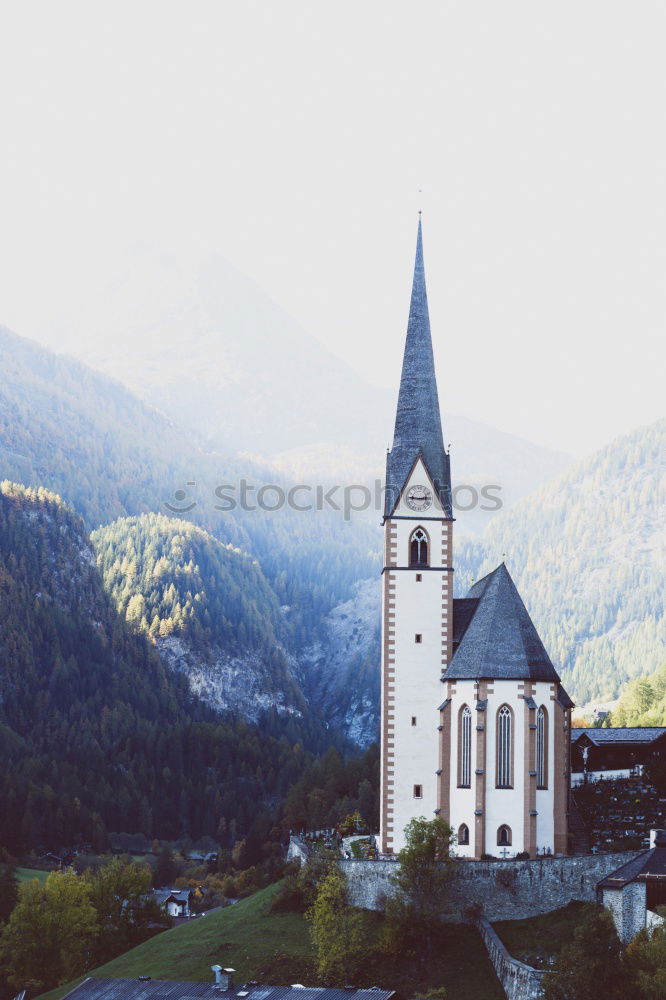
<box><xmin>571</xmin><ymin>727</ymin><xmax>666</xmax><ymax>785</ymax></box>
<box><xmin>153</xmin><ymin>888</ymin><xmax>191</xmax><ymax>918</ymax></box>
<box><xmin>598</xmin><ymin>828</ymin><xmax>666</xmax><ymax>943</ymax></box>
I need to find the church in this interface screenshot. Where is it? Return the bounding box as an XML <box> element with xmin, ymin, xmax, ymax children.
<box><xmin>380</xmin><ymin>220</ymin><xmax>573</xmax><ymax>859</ymax></box>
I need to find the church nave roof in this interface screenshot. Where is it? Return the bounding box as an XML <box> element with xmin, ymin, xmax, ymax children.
<box><xmin>446</xmin><ymin>562</ymin><xmax>567</xmax><ymax>686</ymax></box>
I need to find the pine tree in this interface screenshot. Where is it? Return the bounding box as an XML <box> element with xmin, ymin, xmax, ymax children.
<box><xmin>0</xmin><ymin>865</ymin><xmax>19</xmax><ymax>923</ymax></box>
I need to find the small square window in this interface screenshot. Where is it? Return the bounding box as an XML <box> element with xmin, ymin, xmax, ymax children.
<box><xmin>413</xmin><ymin>784</ymin><xmax>423</xmax><ymax>799</ymax></box>
<box><xmin>415</xmin><ymin>573</ymin><xmax>422</xmax><ymax>582</ymax></box>
<box><xmin>415</xmin><ymin>634</ymin><xmax>422</xmax><ymax>644</ymax></box>
<box><xmin>411</xmin><ymin>716</ymin><xmax>417</xmax><ymax>726</ymax></box>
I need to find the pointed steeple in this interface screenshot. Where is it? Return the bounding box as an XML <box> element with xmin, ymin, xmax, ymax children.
<box><xmin>385</xmin><ymin>217</ymin><xmax>451</xmax><ymax>515</ymax></box>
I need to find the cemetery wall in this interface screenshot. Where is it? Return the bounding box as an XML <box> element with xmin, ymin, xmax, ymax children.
<box><xmin>476</xmin><ymin>916</ymin><xmax>544</xmax><ymax>1000</ymax></box>
<box><xmin>342</xmin><ymin>850</ymin><xmax>640</xmax><ymax>921</ymax></box>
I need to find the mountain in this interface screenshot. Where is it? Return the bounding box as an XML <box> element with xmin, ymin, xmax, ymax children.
<box><xmin>297</xmin><ymin>577</ymin><xmax>380</xmax><ymax>746</ymax></box>
<box><xmin>49</xmin><ymin>249</ymin><xmax>572</xmax><ymax>532</ymax></box>
<box><xmin>0</xmin><ymin>324</ymin><xmax>226</xmax><ymax>529</ymax></box>
<box><xmin>0</xmin><ymin>324</ymin><xmax>387</xmax><ymax>744</ymax></box>
<box><xmin>2</xmin><ymin>322</ymin><xmax>660</xmax><ymax>746</ymax></box>
<box><xmin>0</xmin><ymin>324</ymin><xmax>381</xmax><ymax>721</ymax></box>
<box><xmin>0</xmin><ymin>482</ymin><xmax>336</xmax><ymax>856</ymax></box>
<box><xmin>464</xmin><ymin>419</ymin><xmax>665</xmax><ymax>706</ymax></box>
<box><xmin>92</xmin><ymin>513</ymin><xmax>304</xmax><ymax>721</ymax></box>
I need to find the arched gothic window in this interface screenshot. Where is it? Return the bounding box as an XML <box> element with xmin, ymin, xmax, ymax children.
<box><xmin>409</xmin><ymin>528</ymin><xmax>429</xmax><ymax>567</ymax></box>
<box><xmin>458</xmin><ymin>823</ymin><xmax>469</xmax><ymax>846</ymax></box>
<box><xmin>537</xmin><ymin>706</ymin><xmax>548</xmax><ymax>789</ymax></box>
<box><xmin>497</xmin><ymin>825</ymin><xmax>512</xmax><ymax>847</ymax></box>
<box><xmin>458</xmin><ymin>705</ymin><xmax>472</xmax><ymax>788</ymax></box>
<box><xmin>496</xmin><ymin>705</ymin><xmax>513</xmax><ymax>788</ymax></box>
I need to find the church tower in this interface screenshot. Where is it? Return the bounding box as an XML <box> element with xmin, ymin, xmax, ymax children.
<box><xmin>380</xmin><ymin>218</ymin><xmax>454</xmax><ymax>854</ymax></box>
<box><xmin>380</xmin><ymin>218</ymin><xmax>572</xmax><ymax>859</ymax></box>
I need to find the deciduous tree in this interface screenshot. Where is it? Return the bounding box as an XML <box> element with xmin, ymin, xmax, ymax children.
<box><xmin>307</xmin><ymin>864</ymin><xmax>367</xmax><ymax>985</ymax></box>
<box><xmin>0</xmin><ymin>870</ymin><xmax>98</xmax><ymax>994</ymax></box>
<box><xmin>542</xmin><ymin>903</ymin><xmax>629</xmax><ymax>1000</ymax></box>
<box><xmin>624</xmin><ymin>912</ymin><xmax>666</xmax><ymax>1000</ymax></box>
<box><xmin>383</xmin><ymin>816</ymin><xmax>455</xmax><ymax>963</ymax></box>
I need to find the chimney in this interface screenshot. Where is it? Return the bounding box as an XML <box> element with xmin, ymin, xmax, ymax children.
<box><xmin>211</xmin><ymin>966</ymin><xmax>235</xmax><ymax>990</ymax></box>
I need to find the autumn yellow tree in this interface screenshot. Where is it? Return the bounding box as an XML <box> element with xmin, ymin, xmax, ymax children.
<box><xmin>307</xmin><ymin>864</ymin><xmax>368</xmax><ymax>985</ymax></box>
<box><xmin>0</xmin><ymin>870</ymin><xmax>98</xmax><ymax>994</ymax></box>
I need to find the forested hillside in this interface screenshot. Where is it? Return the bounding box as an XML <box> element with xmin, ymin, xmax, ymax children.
<box><xmin>0</xmin><ymin>325</ymin><xmax>381</xmax><ymax>740</ymax></box>
<box><xmin>1</xmin><ymin>325</ymin><xmax>662</xmax><ymax>744</ymax></box>
<box><xmin>604</xmin><ymin>661</ymin><xmax>666</xmax><ymax>727</ymax></box>
<box><xmin>0</xmin><ymin>325</ymin><xmax>378</xmax><ymax>597</ymax></box>
<box><xmin>0</xmin><ymin>482</ymin><xmax>335</xmax><ymax>855</ymax></box>
<box><xmin>465</xmin><ymin>419</ymin><xmax>665</xmax><ymax>705</ymax></box>
<box><xmin>92</xmin><ymin>514</ymin><xmax>304</xmax><ymax>720</ymax></box>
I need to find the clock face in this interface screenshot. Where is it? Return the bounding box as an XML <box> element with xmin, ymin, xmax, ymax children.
<box><xmin>406</xmin><ymin>484</ymin><xmax>433</xmax><ymax>511</ymax></box>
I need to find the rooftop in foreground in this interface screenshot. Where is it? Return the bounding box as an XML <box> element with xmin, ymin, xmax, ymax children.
<box><xmin>63</xmin><ymin>980</ymin><xmax>396</xmax><ymax>1000</ymax></box>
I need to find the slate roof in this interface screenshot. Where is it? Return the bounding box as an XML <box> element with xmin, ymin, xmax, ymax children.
<box><xmin>64</xmin><ymin>980</ymin><xmax>395</xmax><ymax>1000</ymax></box>
<box><xmin>598</xmin><ymin>831</ymin><xmax>666</xmax><ymax>889</ymax></box>
<box><xmin>385</xmin><ymin>219</ymin><xmax>451</xmax><ymax>516</ymax></box>
<box><xmin>571</xmin><ymin>728</ymin><xmax>666</xmax><ymax>746</ymax></box>
<box><xmin>451</xmin><ymin>598</ymin><xmax>479</xmax><ymax>647</ymax></box>
<box><xmin>445</xmin><ymin>564</ymin><xmax>569</xmax><ymax>687</ymax></box>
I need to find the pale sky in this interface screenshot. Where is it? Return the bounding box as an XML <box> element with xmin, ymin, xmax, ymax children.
<box><xmin>0</xmin><ymin>1</ymin><xmax>664</xmax><ymax>456</ymax></box>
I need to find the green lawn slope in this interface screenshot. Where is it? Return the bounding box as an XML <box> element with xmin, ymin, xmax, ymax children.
<box><xmin>494</xmin><ymin>901</ymin><xmax>589</xmax><ymax>968</ymax></box>
<box><xmin>39</xmin><ymin>883</ymin><xmax>502</xmax><ymax>1000</ymax></box>
<box><xmin>16</xmin><ymin>867</ymin><xmax>49</xmax><ymax>885</ymax></box>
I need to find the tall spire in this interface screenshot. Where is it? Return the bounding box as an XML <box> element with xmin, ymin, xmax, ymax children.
<box><xmin>385</xmin><ymin>217</ymin><xmax>451</xmax><ymax>515</ymax></box>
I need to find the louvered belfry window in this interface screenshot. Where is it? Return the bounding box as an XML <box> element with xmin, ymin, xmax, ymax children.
<box><xmin>409</xmin><ymin>528</ymin><xmax>429</xmax><ymax>567</ymax></box>
<box><xmin>496</xmin><ymin>705</ymin><xmax>513</xmax><ymax>788</ymax></box>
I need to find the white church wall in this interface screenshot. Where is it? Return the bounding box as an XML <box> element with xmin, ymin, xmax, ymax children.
<box><xmin>535</xmin><ymin>682</ymin><xmax>556</xmax><ymax>855</ymax></box>
<box><xmin>449</xmin><ymin>679</ymin><xmax>478</xmax><ymax>858</ymax></box>
<box><xmin>447</xmin><ymin>680</ymin><xmax>558</xmax><ymax>857</ymax></box>
<box><xmin>389</xmin><ymin>565</ymin><xmax>442</xmax><ymax>847</ymax></box>
<box><xmin>381</xmin><ymin>458</ymin><xmax>453</xmax><ymax>853</ymax></box>
<box><xmin>484</xmin><ymin>681</ymin><xmax>526</xmax><ymax>857</ymax></box>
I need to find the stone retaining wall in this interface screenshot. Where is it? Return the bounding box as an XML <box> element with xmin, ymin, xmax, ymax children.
<box><xmin>343</xmin><ymin>851</ymin><xmax>639</xmax><ymax>921</ymax></box>
<box><xmin>602</xmin><ymin>882</ymin><xmax>647</xmax><ymax>944</ymax></box>
<box><xmin>476</xmin><ymin>917</ymin><xmax>544</xmax><ymax>1000</ymax></box>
